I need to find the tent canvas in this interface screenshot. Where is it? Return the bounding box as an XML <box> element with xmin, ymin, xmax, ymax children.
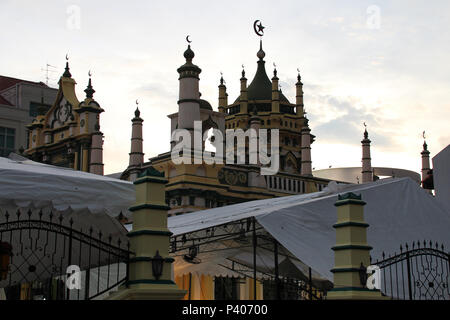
<box><xmin>168</xmin><ymin>177</ymin><xmax>450</xmax><ymax>282</ymax></box>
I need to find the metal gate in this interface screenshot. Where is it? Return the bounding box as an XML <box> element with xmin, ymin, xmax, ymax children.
<box><xmin>0</xmin><ymin>209</ymin><xmax>131</xmax><ymax>300</ymax></box>
<box><xmin>372</xmin><ymin>241</ymin><xmax>449</xmax><ymax>300</ymax></box>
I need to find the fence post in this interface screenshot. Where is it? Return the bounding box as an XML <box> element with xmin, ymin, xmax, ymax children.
<box><xmin>406</xmin><ymin>251</ymin><xmax>412</xmax><ymax>300</ymax></box>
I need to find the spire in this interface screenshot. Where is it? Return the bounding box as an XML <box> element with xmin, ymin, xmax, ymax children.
<box><xmin>218</xmin><ymin>72</ymin><xmax>227</xmax><ymax>113</ymax></box>
<box><xmin>183</xmin><ymin>44</ymin><xmax>195</xmax><ymax>63</ymax></box>
<box><xmin>421</xmin><ymin>131</ymin><xmax>432</xmax><ymax>192</ymax></box>
<box><xmin>272</xmin><ymin>63</ymin><xmax>278</xmax><ymax>80</ymax></box>
<box><xmin>84</xmin><ymin>71</ymin><xmax>95</xmax><ymax>99</ymax></box>
<box><xmin>128</xmin><ymin>100</ymin><xmax>144</xmax><ymax>181</ymax></box>
<box><xmin>296</xmin><ymin>68</ymin><xmax>304</xmax><ymax>116</ymax></box>
<box><xmin>361</xmin><ymin>123</ymin><xmax>373</xmax><ymax>183</ymax></box>
<box><xmin>63</xmin><ymin>54</ymin><xmax>72</xmax><ymax>78</ymax></box>
<box><xmin>257</xmin><ymin>39</ymin><xmax>265</xmax><ymax>61</ymax></box>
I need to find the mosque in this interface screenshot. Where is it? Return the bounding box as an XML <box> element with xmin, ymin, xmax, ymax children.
<box><xmin>23</xmin><ymin>24</ymin><xmax>433</xmax><ymax>217</ymax></box>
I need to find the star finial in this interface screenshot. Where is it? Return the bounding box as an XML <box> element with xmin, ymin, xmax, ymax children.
<box><xmin>257</xmin><ymin>21</ymin><xmax>265</xmax><ymax>35</ymax></box>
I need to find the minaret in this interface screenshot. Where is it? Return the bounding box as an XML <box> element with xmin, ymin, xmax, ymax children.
<box><xmin>295</xmin><ymin>70</ymin><xmax>304</xmax><ymax>117</ymax></box>
<box><xmin>300</xmin><ymin>118</ymin><xmax>312</xmax><ymax>176</ymax></box>
<box><xmin>361</xmin><ymin>126</ymin><xmax>373</xmax><ymax>183</ymax></box>
<box><xmin>177</xmin><ymin>44</ymin><xmax>201</xmax><ymax>130</ymax></box>
<box><xmin>218</xmin><ymin>74</ymin><xmax>227</xmax><ymax>113</ymax></box>
<box><xmin>271</xmin><ymin>65</ymin><xmax>280</xmax><ymax>113</ymax></box>
<box><xmin>421</xmin><ymin>135</ymin><xmax>431</xmax><ymax>189</ymax></box>
<box><xmin>239</xmin><ymin>67</ymin><xmax>248</xmax><ymax>114</ymax></box>
<box><xmin>86</xmin><ymin>77</ymin><xmax>104</xmax><ymax>175</ymax></box>
<box><xmin>128</xmin><ymin>104</ymin><xmax>144</xmax><ymax>181</ymax></box>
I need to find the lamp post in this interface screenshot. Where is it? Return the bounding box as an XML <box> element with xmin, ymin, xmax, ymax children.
<box><xmin>0</xmin><ymin>242</ymin><xmax>12</xmax><ymax>280</ymax></box>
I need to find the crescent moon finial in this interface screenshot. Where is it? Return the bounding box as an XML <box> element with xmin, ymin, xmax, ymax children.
<box><xmin>88</xmin><ymin>70</ymin><xmax>92</xmax><ymax>77</ymax></box>
<box><xmin>253</xmin><ymin>20</ymin><xmax>265</xmax><ymax>37</ymax></box>
<box><xmin>364</xmin><ymin>122</ymin><xmax>367</xmax><ymax>128</ymax></box>
<box><xmin>423</xmin><ymin>130</ymin><xmax>426</xmax><ymax>139</ymax></box>
<box><xmin>136</xmin><ymin>99</ymin><xmax>139</xmax><ymax>106</ymax></box>
<box><xmin>186</xmin><ymin>35</ymin><xmax>192</xmax><ymax>44</ymax></box>
<box><xmin>66</xmin><ymin>53</ymin><xmax>69</xmax><ymax>61</ymax></box>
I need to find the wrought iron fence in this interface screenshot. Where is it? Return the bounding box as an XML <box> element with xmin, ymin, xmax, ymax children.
<box><xmin>0</xmin><ymin>209</ymin><xmax>131</xmax><ymax>300</ymax></box>
<box><xmin>262</xmin><ymin>276</ymin><xmax>325</xmax><ymax>300</ymax></box>
<box><xmin>372</xmin><ymin>241</ymin><xmax>449</xmax><ymax>300</ymax></box>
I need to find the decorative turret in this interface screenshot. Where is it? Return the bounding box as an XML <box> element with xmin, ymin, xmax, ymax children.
<box><xmin>63</xmin><ymin>55</ymin><xmax>72</xmax><ymax>78</ymax></box>
<box><xmin>296</xmin><ymin>69</ymin><xmax>304</xmax><ymax>116</ymax></box>
<box><xmin>361</xmin><ymin>124</ymin><xmax>373</xmax><ymax>183</ymax></box>
<box><xmin>271</xmin><ymin>65</ymin><xmax>280</xmax><ymax>113</ymax></box>
<box><xmin>177</xmin><ymin>41</ymin><xmax>201</xmax><ymax>130</ymax></box>
<box><xmin>239</xmin><ymin>67</ymin><xmax>248</xmax><ymax>114</ymax></box>
<box><xmin>218</xmin><ymin>74</ymin><xmax>227</xmax><ymax>113</ymax></box>
<box><xmin>421</xmin><ymin>132</ymin><xmax>432</xmax><ymax>191</ymax></box>
<box><xmin>128</xmin><ymin>101</ymin><xmax>145</xmax><ymax>181</ymax></box>
<box><xmin>300</xmin><ymin>117</ymin><xmax>312</xmax><ymax>176</ymax></box>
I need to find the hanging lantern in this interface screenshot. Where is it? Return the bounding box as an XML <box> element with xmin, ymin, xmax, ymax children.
<box><xmin>0</xmin><ymin>242</ymin><xmax>12</xmax><ymax>280</ymax></box>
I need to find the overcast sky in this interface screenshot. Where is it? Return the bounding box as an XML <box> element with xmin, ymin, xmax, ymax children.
<box><xmin>1</xmin><ymin>0</ymin><xmax>449</xmax><ymax>174</ymax></box>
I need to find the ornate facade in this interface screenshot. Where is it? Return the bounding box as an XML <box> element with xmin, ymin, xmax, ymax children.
<box><xmin>121</xmin><ymin>40</ymin><xmax>333</xmax><ymax>216</ymax></box>
<box><xmin>25</xmin><ymin>61</ymin><xmax>104</xmax><ymax>175</ymax></box>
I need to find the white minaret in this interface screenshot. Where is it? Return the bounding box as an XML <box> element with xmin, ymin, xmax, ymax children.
<box><xmin>89</xmin><ymin>123</ymin><xmax>104</xmax><ymax>175</ymax></box>
<box><xmin>177</xmin><ymin>44</ymin><xmax>201</xmax><ymax>130</ymax></box>
<box><xmin>128</xmin><ymin>105</ymin><xmax>144</xmax><ymax>181</ymax></box>
<box><xmin>300</xmin><ymin>118</ymin><xmax>312</xmax><ymax>176</ymax></box>
<box><xmin>361</xmin><ymin>127</ymin><xmax>373</xmax><ymax>183</ymax></box>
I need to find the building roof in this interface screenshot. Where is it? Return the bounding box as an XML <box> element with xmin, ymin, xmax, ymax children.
<box><xmin>0</xmin><ymin>75</ymin><xmax>49</xmax><ymax>106</ymax></box>
<box><xmin>234</xmin><ymin>60</ymin><xmax>290</xmax><ymax>103</ymax></box>
<box><xmin>0</xmin><ymin>75</ymin><xmax>48</xmax><ymax>92</ymax></box>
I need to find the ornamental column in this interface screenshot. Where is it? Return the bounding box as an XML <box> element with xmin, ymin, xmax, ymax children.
<box><xmin>271</xmin><ymin>67</ymin><xmax>280</xmax><ymax>114</ymax></box>
<box><xmin>218</xmin><ymin>75</ymin><xmax>227</xmax><ymax>113</ymax></box>
<box><xmin>361</xmin><ymin>128</ymin><xmax>373</xmax><ymax>183</ymax></box>
<box><xmin>421</xmin><ymin>139</ymin><xmax>431</xmax><ymax>190</ymax></box>
<box><xmin>107</xmin><ymin>167</ymin><xmax>186</xmax><ymax>300</ymax></box>
<box><xmin>295</xmin><ymin>71</ymin><xmax>304</xmax><ymax>117</ymax></box>
<box><xmin>239</xmin><ymin>69</ymin><xmax>248</xmax><ymax>114</ymax></box>
<box><xmin>300</xmin><ymin>118</ymin><xmax>312</xmax><ymax>177</ymax></box>
<box><xmin>327</xmin><ymin>192</ymin><xmax>385</xmax><ymax>300</ymax></box>
<box><xmin>128</xmin><ymin>106</ymin><xmax>144</xmax><ymax>181</ymax></box>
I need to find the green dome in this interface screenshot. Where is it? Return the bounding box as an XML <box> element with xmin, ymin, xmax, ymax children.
<box><xmin>235</xmin><ymin>60</ymin><xmax>289</xmax><ymax>103</ymax></box>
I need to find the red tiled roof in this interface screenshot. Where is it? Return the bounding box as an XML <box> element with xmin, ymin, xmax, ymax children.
<box><xmin>0</xmin><ymin>75</ymin><xmax>48</xmax><ymax>92</ymax></box>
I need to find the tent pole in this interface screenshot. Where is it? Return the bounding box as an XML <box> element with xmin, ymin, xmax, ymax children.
<box><xmin>188</xmin><ymin>272</ymin><xmax>192</xmax><ymax>300</ymax></box>
<box><xmin>252</xmin><ymin>217</ymin><xmax>257</xmax><ymax>300</ymax></box>
<box><xmin>309</xmin><ymin>267</ymin><xmax>312</xmax><ymax>300</ymax></box>
<box><xmin>274</xmin><ymin>239</ymin><xmax>280</xmax><ymax>300</ymax></box>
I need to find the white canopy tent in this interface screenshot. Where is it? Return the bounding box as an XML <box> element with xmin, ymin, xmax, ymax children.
<box><xmin>167</xmin><ymin>177</ymin><xmax>450</xmax><ymax>282</ymax></box>
<box><xmin>0</xmin><ymin>156</ymin><xmax>134</xmax><ymax>294</ymax></box>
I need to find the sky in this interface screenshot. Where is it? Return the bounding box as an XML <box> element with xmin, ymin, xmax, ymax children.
<box><xmin>1</xmin><ymin>0</ymin><xmax>449</xmax><ymax>175</ymax></box>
